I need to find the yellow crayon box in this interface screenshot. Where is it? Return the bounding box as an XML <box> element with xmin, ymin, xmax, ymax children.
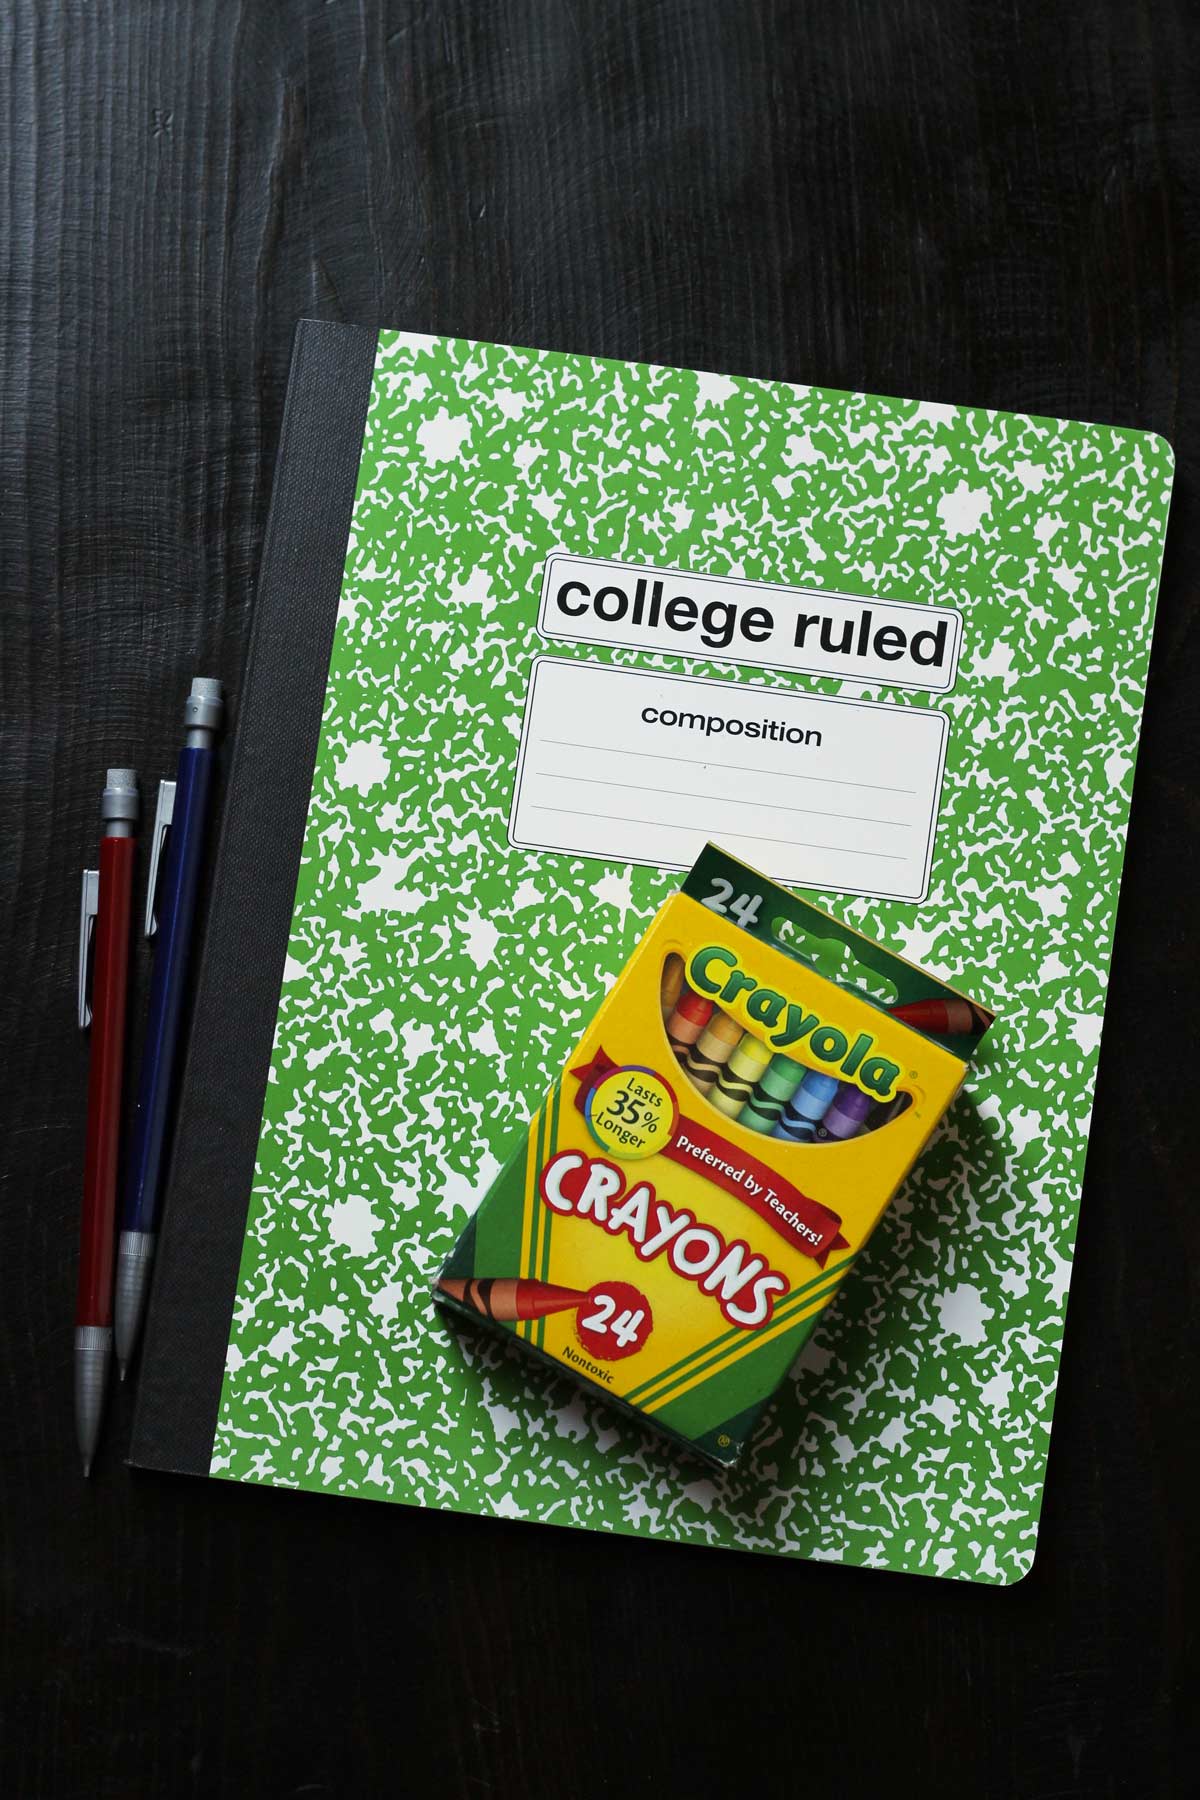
<box><xmin>436</xmin><ymin>845</ymin><xmax>995</xmax><ymax>1468</ymax></box>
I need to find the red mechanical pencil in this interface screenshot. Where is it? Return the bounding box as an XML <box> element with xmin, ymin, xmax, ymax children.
<box><xmin>75</xmin><ymin>768</ymin><xmax>139</xmax><ymax>1474</ymax></box>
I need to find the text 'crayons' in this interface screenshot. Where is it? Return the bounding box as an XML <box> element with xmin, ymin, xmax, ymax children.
<box><xmin>438</xmin><ymin>1277</ymin><xmax>588</xmax><ymax>1322</ymax></box>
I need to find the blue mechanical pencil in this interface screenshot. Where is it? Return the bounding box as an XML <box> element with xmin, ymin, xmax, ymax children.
<box><xmin>114</xmin><ymin>676</ymin><xmax>224</xmax><ymax>1376</ymax></box>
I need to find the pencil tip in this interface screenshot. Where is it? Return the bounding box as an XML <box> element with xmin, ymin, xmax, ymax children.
<box><xmin>81</xmin><ymin>1458</ymin><xmax>91</xmax><ymax>1478</ymax></box>
<box><xmin>118</xmin><ymin>1362</ymin><xmax>128</xmax><ymax>1383</ymax></box>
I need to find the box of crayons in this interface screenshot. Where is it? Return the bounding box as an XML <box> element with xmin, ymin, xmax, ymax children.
<box><xmin>436</xmin><ymin>845</ymin><xmax>994</xmax><ymax>1468</ymax></box>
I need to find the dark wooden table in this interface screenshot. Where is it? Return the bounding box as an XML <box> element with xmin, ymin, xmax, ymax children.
<box><xmin>2</xmin><ymin>3</ymin><xmax>1197</xmax><ymax>1794</ymax></box>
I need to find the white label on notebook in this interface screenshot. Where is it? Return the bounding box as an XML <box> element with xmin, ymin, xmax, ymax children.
<box><xmin>509</xmin><ymin>660</ymin><xmax>948</xmax><ymax>903</ymax></box>
<box><xmin>538</xmin><ymin>554</ymin><xmax>962</xmax><ymax>694</ymax></box>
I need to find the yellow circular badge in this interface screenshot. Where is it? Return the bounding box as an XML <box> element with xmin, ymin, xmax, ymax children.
<box><xmin>585</xmin><ymin>1065</ymin><xmax>679</xmax><ymax>1161</ymax></box>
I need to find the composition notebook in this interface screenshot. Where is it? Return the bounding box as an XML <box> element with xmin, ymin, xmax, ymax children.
<box><xmin>131</xmin><ymin>319</ymin><xmax>1174</xmax><ymax>1584</ymax></box>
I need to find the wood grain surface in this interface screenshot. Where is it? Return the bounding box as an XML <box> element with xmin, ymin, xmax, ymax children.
<box><xmin>1</xmin><ymin>2</ymin><xmax>1197</xmax><ymax>1794</ymax></box>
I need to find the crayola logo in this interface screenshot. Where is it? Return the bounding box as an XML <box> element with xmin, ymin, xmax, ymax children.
<box><xmin>688</xmin><ymin>945</ymin><xmax>900</xmax><ymax>1099</ymax></box>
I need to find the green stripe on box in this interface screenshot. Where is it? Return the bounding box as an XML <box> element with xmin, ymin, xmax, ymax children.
<box><xmin>472</xmin><ymin>1136</ymin><xmax>531</xmax><ymax>1299</ymax></box>
<box><xmin>623</xmin><ymin>1255</ymin><xmax>854</xmax><ymax>1405</ymax></box>
<box><xmin>653</xmin><ymin>1308</ymin><xmax>826</xmax><ymax>1445</ymax></box>
<box><xmin>535</xmin><ymin>1085</ymin><xmax>561</xmax><ymax>1349</ymax></box>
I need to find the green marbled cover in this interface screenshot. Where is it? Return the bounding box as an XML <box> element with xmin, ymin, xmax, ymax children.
<box><xmin>210</xmin><ymin>329</ymin><xmax>1171</xmax><ymax>1583</ymax></box>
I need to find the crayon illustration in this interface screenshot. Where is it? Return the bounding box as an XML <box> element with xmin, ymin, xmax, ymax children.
<box><xmin>814</xmin><ymin>1084</ymin><xmax>874</xmax><ymax>1142</ymax></box>
<box><xmin>682</xmin><ymin>1008</ymin><xmax>744</xmax><ymax>1097</ymax></box>
<box><xmin>890</xmin><ymin>997</ymin><xmax>990</xmax><ymax>1036</ymax></box>
<box><xmin>710</xmin><ymin>1033</ymin><xmax>773</xmax><ymax>1120</ymax></box>
<box><xmin>772</xmin><ymin>1070</ymin><xmax>840</xmax><ymax>1143</ymax></box>
<box><xmin>437</xmin><ymin>1277</ymin><xmax>588</xmax><ymax>1322</ymax></box>
<box><xmin>738</xmin><ymin>1053</ymin><xmax>807</xmax><ymax>1135</ymax></box>
<box><xmin>660</xmin><ymin>954</ymin><xmax>685</xmax><ymax>1024</ymax></box>
<box><xmin>666</xmin><ymin>986</ymin><xmax>714</xmax><ymax>1062</ymax></box>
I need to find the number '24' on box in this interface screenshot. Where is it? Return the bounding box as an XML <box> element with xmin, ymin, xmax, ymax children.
<box><xmin>435</xmin><ymin>845</ymin><xmax>994</xmax><ymax>1468</ymax></box>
